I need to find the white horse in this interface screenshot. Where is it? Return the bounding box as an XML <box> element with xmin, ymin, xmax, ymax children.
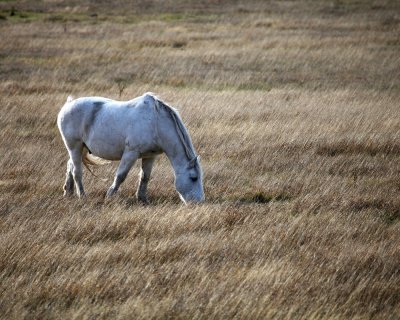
<box><xmin>57</xmin><ymin>92</ymin><xmax>204</xmax><ymax>204</ymax></box>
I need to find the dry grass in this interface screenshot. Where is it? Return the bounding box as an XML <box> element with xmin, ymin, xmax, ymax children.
<box><xmin>1</xmin><ymin>0</ymin><xmax>400</xmax><ymax>319</ymax></box>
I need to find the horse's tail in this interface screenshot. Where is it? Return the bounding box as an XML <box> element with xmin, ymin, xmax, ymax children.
<box><xmin>82</xmin><ymin>145</ymin><xmax>109</xmax><ymax>181</ymax></box>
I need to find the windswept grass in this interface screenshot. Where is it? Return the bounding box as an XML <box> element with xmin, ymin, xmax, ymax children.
<box><xmin>0</xmin><ymin>0</ymin><xmax>400</xmax><ymax>319</ymax></box>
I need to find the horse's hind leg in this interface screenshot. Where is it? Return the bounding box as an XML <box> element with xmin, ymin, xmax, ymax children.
<box><xmin>68</xmin><ymin>144</ymin><xmax>85</xmax><ymax>198</ymax></box>
<box><xmin>136</xmin><ymin>157</ymin><xmax>156</xmax><ymax>204</ymax></box>
<box><xmin>63</xmin><ymin>159</ymin><xmax>74</xmax><ymax>196</ymax></box>
<box><xmin>106</xmin><ymin>150</ymin><xmax>139</xmax><ymax>197</ymax></box>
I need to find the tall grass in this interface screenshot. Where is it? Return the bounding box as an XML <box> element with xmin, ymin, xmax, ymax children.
<box><xmin>0</xmin><ymin>0</ymin><xmax>399</xmax><ymax>319</ymax></box>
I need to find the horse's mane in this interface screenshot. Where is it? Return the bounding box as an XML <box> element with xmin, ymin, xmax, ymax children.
<box><xmin>149</xmin><ymin>94</ymin><xmax>197</xmax><ymax>161</ymax></box>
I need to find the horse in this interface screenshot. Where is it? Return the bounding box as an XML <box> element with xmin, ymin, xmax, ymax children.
<box><xmin>57</xmin><ymin>92</ymin><xmax>204</xmax><ymax>204</ymax></box>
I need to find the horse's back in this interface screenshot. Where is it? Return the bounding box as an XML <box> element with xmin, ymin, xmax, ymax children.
<box><xmin>58</xmin><ymin>94</ymin><xmax>159</xmax><ymax>160</ymax></box>
<box><xmin>58</xmin><ymin>95</ymin><xmax>154</xmax><ymax>135</ymax></box>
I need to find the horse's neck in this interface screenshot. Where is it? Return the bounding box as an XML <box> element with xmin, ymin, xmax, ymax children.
<box><xmin>157</xmin><ymin>109</ymin><xmax>189</xmax><ymax>174</ymax></box>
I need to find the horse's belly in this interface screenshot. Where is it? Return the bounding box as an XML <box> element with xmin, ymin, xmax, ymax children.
<box><xmin>85</xmin><ymin>131</ymin><xmax>158</xmax><ymax>161</ymax></box>
<box><xmin>85</xmin><ymin>134</ymin><xmax>126</xmax><ymax>161</ymax></box>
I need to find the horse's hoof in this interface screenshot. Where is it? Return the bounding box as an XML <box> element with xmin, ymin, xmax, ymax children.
<box><xmin>137</xmin><ymin>196</ymin><xmax>149</xmax><ymax>205</ymax></box>
<box><xmin>106</xmin><ymin>188</ymin><xmax>116</xmax><ymax>197</ymax></box>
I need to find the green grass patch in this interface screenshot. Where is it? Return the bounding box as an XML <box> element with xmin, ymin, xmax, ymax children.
<box><xmin>156</xmin><ymin>12</ymin><xmax>220</xmax><ymax>23</ymax></box>
<box><xmin>2</xmin><ymin>9</ymin><xmax>42</xmax><ymax>22</ymax></box>
<box><xmin>0</xmin><ymin>9</ymin><xmax>220</xmax><ymax>25</ymax></box>
<box><xmin>236</xmin><ymin>82</ymin><xmax>273</xmax><ymax>91</ymax></box>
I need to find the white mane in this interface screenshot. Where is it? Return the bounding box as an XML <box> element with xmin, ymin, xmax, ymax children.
<box><xmin>149</xmin><ymin>94</ymin><xmax>197</xmax><ymax>161</ymax></box>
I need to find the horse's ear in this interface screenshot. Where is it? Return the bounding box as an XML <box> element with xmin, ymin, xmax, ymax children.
<box><xmin>188</xmin><ymin>156</ymin><xmax>199</xmax><ymax>168</ymax></box>
<box><xmin>188</xmin><ymin>158</ymin><xmax>196</xmax><ymax>168</ymax></box>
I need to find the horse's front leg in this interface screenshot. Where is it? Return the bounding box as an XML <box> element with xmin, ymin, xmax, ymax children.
<box><xmin>106</xmin><ymin>150</ymin><xmax>139</xmax><ymax>197</ymax></box>
<box><xmin>136</xmin><ymin>157</ymin><xmax>156</xmax><ymax>204</ymax></box>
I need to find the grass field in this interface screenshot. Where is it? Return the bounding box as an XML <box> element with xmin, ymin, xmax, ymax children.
<box><xmin>1</xmin><ymin>0</ymin><xmax>400</xmax><ymax>319</ymax></box>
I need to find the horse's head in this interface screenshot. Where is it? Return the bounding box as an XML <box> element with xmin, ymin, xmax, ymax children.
<box><xmin>175</xmin><ymin>156</ymin><xmax>205</xmax><ymax>204</ymax></box>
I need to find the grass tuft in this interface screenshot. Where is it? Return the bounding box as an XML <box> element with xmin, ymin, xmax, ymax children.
<box><xmin>238</xmin><ymin>190</ymin><xmax>291</xmax><ymax>204</ymax></box>
<box><xmin>316</xmin><ymin>140</ymin><xmax>400</xmax><ymax>157</ymax></box>
<box><xmin>349</xmin><ymin>198</ymin><xmax>400</xmax><ymax>224</ymax></box>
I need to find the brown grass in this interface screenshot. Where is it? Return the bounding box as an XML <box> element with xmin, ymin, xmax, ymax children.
<box><xmin>1</xmin><ymin>0</ymin><xmax>400</xmax><ymax>319</ymax></box>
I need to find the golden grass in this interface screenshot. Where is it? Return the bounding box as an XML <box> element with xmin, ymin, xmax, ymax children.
<box><xmin>1</xmin><ymin>0</ymin><xmax>400</xmax><ymax>319</ymax></box>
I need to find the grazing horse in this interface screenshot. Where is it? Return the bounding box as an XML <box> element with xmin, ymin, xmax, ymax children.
<box><xmin>57</xmin><ymin>93</ymin><xmax>204</xmax><ymax>203</ymax></box>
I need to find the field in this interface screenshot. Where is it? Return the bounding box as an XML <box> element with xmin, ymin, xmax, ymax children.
<box><xmin>1</xmin><ymin>0</ymin><xmax>400</xmax><ymax>319</ymax></box>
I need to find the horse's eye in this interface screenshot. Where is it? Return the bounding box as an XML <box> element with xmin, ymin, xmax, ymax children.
<box><xmin>190</xmin><ymin>176</ymin><xmax>198</xmax><ymax>182</ymax></box>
